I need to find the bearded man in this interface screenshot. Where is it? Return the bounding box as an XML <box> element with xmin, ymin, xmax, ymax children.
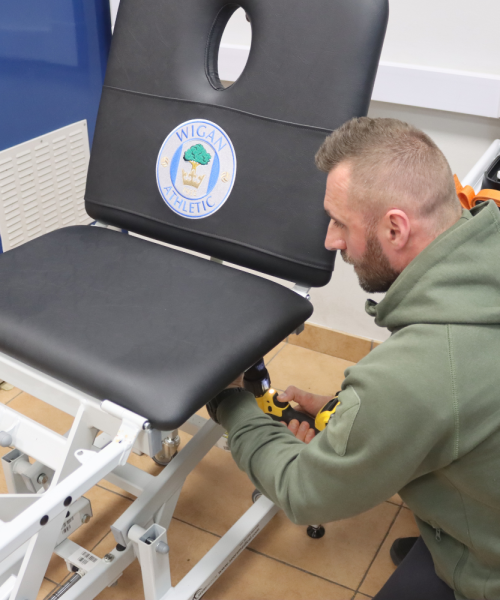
<box><xmin>207</xmin><ymin>117</ymin><xmax>500</xmax><ymax>600</ymax></box>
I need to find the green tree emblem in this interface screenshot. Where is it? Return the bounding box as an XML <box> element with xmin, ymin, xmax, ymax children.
<box><xmin>182</xmin><ymin>144</ymin><xmax>212</xmax><ymax>189</ymax></box>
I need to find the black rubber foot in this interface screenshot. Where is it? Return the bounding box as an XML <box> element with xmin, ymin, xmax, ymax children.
<box><xmin>307</xmin><ymin>525</ymin><xmax>326</xmax><ymax>539</ymax></box>
<box><xmin>251</xmin><ymin>489</ymin><xmax>263</xmax><ymax>503</ymax></box>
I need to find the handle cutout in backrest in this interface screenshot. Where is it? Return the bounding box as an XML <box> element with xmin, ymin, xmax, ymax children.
<box><xmin>206</xmin><ymin>4</ymin><xmax>251</xmax><ymax>90</ymax></box>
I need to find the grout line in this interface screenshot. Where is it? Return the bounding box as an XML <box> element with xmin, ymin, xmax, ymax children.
<box><xmin>245</xmin><ymin>546</ymin><xmax>358</xmax><ymax>594</ymax></box>
<box><xmin>354</xmin><ymin>504</ymin><xmax>403</xmax><ymax>595</ymax></box>
<box><xmin>45</xmin><ymin>577</ymin><xmax>58</xmax><ymax>585</ymax></box>
<box><xmin>91</xmin><ymin>529</ymin><xmax>114</xmax><ymax>553</ymax></box>
<box><xmin>44</xmin><ymin>574</ymin><xmax>72</xmax><ymax>599</ymax></box>
<box><xmin>172</xmin><ymin>516</ymin><xmax>222</xmax><ymax>538</ymax></box>
<box><xmin>96</xmin><ymin>482</ymin><xmax>135</xmax><ymax>502</ymax></box>
<box><xmin>385</xmin><ymin>499</ymin><xmax>403</xmax><ymax>507</ymax></box>
<box><xmin>5</xmin><ymin>390</ymin><xmax>23</xmax><ymax>406</ymax></box>
<box><xmin>265</xmin><ymin>342</ymin><xmax>288</xmax><ymax>365</ymax></box>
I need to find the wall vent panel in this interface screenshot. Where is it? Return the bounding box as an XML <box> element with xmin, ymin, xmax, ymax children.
<box><xmin>0</xmin><ymin>121</ymin><xmax>92</xmax><ymax>252</ymax></box>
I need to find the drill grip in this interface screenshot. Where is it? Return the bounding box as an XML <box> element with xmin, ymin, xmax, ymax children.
<box><xmin>272</xmin><ymin>406</ymin><xmax>316</xmax><ymax>429</ymax></box>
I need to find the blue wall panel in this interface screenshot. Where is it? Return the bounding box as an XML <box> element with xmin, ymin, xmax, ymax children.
<box><xmin>0</xmin><ymin>0</ymin><xmax>111</xmax><ymax>152</ymax></box>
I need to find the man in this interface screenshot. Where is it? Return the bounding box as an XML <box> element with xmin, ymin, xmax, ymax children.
<box><xmin>207</xmin><ymin>118</ymin><xmax>500</xmax><ymax>600</ymax></box>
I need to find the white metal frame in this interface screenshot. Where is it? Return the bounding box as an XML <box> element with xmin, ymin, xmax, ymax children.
<box><xmin>0</xmin><ymin>348</ymin><xmax>279</xmax><ymax>600</ymax></box>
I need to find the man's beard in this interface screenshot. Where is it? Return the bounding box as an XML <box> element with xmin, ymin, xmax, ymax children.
<box><xmin>341</xmin><ymin>229</ymin><xmax>400</xmax><ymax>293</ymax></box>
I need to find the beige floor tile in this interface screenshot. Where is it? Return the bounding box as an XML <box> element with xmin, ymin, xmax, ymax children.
<box><xmin>0</xmin><ymin>446</ymin><xmax>13</xmax><ymax>494</ymax></box>
<box><xmin>197</xmin><ymin>405</ymin><xmax>209</xmax><ymax>419</ymax></box>
<box><xmin>46</xmin><ymin>485</ymin><xmax>133</xmax><ymax>583</ymax></box>
<box><xmin>360</xmin><ymin>507</ymin><xmax>420</xmax><ymax>597</ymax></box>
<box><xmin>37</xmin><ymin>578</ymin><xmax>58</xmax><ymax>600</ymax></box>
<box><xmin>8</xmin><ymin>392</ymin><xmax>74</xmax><ymax>435</ymax></box>
<box><xmin>174</xmin><ymin>436</ymin><xmax>255</xmax><ymax>534</ymax></box>
<box><xmin>353</xmin><ymin>594</ymin><xmax>372</xmax><ymax>599</ymax></box>
<box><xmin>250</xmin><ymin>502</ymin><xmax>398</xmax><ymax>590</ymax></box>
<box><xmin>265</xmin><ymin>342</ymin><xmax>286</xmax><ymax>364</ymax></box>
<box><xmin>0</xmin><ymin>386</ymin><xmax>22</xmax><ymax>405</ymax></box>
<box><xmin>289</xmin><ymin>323</ymin><xmax>372</xmax><ymax>363</ymax></box>
<box><xmin>205</xmin><ymin>547</ymin><xmax>355</xmax><ymax>600</ymax></box>
<box><xmin>267</xmin><ymin>344</ymin><xmax>354</xmax><ymax>397</ymax></box>
<box><xmin>387</xmin><ymin>494</ymin><xmax>403</xmax><ymax>505</ymax></box>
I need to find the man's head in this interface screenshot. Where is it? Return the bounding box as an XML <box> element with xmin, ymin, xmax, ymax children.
<box><xmin>315</xmin><ymin>118</ymin><xmax>462</xmax><ymax>293</ymax></box>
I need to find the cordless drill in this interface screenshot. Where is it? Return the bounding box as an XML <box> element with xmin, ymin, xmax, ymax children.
<box><xmin>243</xmin><ymin>358</ymin><xmax>340</xmax><ymax>433</ymax></box>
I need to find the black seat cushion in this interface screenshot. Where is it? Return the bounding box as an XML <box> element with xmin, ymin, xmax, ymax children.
<box><xmin>0</xmin><ymin>227</ymin><xmax>312</xmax><ymax>429</ymax></box>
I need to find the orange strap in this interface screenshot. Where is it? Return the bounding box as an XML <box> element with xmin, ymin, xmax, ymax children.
<box><xmin>454</xmin><ymin>174</ymin><xmax>500</xmax><ymax>209</ymax></box>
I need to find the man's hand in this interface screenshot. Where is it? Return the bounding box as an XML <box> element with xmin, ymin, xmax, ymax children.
<box><xmin>278</xmin><ymin>386</ymin><xmax>332</xmax><ymax>444</ymax></box>
<box><xmin>286</xmin><ymin>418</ymin><xmax>316</xmax><ymax>443</ymax></box>
<box><xmin>277</xmin><ymin>386</ymin><xmax>331</xmax><ymax>417</ymax></box>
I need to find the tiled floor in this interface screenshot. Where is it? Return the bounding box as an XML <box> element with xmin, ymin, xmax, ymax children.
<box><xmin>0</xmin><ymin>341</ymin><xmax>420</xmax><ymax>600</ymax></box>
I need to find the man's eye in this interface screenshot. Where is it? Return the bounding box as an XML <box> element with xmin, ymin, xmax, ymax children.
<box><xmin>332</xmin><ymin>219</ymin><xmax>344</xmax><ymax>229</ymax></box>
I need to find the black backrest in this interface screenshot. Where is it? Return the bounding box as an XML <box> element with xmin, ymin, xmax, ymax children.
<box><xmin>85</xmin><ymin>0</ymin><xmax>388</xmax><ymax>287</ymax></box>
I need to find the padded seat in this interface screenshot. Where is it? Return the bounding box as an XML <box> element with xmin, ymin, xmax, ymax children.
<box><xmin>0</xmin><ymin>226</ymin><xmax>311</xmax><ymax>430</ymax></box>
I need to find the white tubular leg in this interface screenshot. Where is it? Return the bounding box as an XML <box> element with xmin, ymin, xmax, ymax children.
<box><xmin>0</xmin><ymin>576</ymin><xmax>16</xmax><ymax>600</ymax></box>
<box><xmin>129</xmin><ymin>524</ymin><xmax>171</xmax><ymax>600</ymax></box>
<box><xmin>9</xmin><ymin>512</ymin><xmax>66</xmax><ymax>600</ymax></box>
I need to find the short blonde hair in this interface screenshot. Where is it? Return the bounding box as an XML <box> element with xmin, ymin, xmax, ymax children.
<box><xmin>315</xmin><ymin>117</ymin><xmax>460</xmax><ymax>230</ymax></box>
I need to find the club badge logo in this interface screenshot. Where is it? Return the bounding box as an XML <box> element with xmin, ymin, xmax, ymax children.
<box><xmin>156</xmin><ymin>119</ymin><xmax>237</xmax><ymax>219</ymax></box>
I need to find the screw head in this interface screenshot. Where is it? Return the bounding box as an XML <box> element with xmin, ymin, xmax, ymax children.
<box><xmin>103</xmin><ymin>553</ymin><xmax>114</xmax><ymax>563</ymax></box>
<box><xmin>81</xmin><ymin>513</ymin><xmax>91</xmax><ymax>524</ymax></box>
<box><xmin>37</xmin><ymin>473</ymin><xmax>48</xmax><ymax>485</ymax></box>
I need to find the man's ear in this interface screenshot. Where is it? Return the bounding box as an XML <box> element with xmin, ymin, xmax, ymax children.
<box><xmin>380</xmin><ymin>209</ymin><xmax>411</xmax><ymax>250</ymax></box>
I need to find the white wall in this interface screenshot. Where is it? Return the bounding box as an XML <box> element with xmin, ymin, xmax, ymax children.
<box><xmin>381</xmin><ymin>0</ymin><xmax>500</xmax><ymax>75</ymax></box>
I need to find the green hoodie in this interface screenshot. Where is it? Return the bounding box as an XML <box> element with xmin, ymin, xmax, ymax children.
<box><xmin>218</xmin><ymin>201</ymin><xmax>500</xmax><ymax>600</ymax></box>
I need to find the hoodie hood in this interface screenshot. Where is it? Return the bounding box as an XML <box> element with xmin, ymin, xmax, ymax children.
<box><xmin>366</xmin><ymin>200</ymin><xmax>500</xmax><ymax>331</ymax></box>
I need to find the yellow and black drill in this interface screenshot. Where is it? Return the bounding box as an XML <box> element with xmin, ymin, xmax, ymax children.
<box><xmin>243</xmin><ymin>358</ymin><xmax>339</xmax><ymax>433</ymax></box>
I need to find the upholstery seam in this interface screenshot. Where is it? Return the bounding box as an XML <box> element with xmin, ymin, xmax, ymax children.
<box><xmin>85</xmin><ymin>199</ymin><xmax>333</xmax><ymax>272</ymax></box>
<box><xmin>103</xmin><ymin>85</ymin><xmax>333</xmax><ymax>134</ymax></box>
<box><xmin>447</xmin><ymin>324</ymin><xmax>460</xmax><ymax>461</ymax></box>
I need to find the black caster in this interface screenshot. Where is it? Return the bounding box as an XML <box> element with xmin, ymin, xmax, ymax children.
<box><xmin>251</xmin><ymin>489</ymin><xmax>263</xmax><ymax>503</ymax></box>
<box><xmin>307</xmin><ymin>524</ymin><xmax>325</xmax><ymax>539</ymax></box>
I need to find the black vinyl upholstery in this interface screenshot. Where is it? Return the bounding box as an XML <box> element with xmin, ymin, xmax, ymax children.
<box><xmin>86</xmin><ymin>0</ymin><xmax>388</xmax><ymax>287</ymax></box>
<box><xmin>0</xmin><ymin>227</ymin><xmax>311</xmax><ymax>430</ymax></box>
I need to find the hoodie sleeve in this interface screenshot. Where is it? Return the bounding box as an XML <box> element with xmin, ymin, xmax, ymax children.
<box><xmin>218</xmin><ymin>325</ymin><xmax>457</xmax><ymax>525</ymax></box>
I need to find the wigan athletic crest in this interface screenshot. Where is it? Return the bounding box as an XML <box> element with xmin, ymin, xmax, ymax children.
<box><xmin>156</xmin><ymin>119</ymin><xmax>237</xmax><ymax>219</ymax></box>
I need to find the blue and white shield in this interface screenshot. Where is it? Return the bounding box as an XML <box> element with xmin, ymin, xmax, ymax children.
<box><xmin>156</xmin><ymin>119</ymin><xmax>237</xmax><ymax>219</ymax></box>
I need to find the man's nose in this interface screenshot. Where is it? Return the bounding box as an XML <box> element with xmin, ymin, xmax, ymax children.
<box><xmin>325</xmin><ymin>229</ymin><xmax>347</xmax><ymax>251</ymax></box>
